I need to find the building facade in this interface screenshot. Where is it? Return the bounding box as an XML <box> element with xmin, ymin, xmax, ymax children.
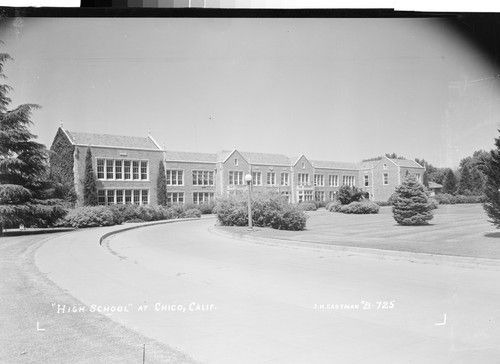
<box><xmin>50</xmin><ymin>127</ymin><xmax>424</xmax><ymax>206</ymax></box>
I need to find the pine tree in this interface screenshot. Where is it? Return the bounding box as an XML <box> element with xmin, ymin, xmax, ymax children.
<box><xmin>481</xmin><ymin>130</ymin><xmax>500</xmax><ymax>228</ymax></box>
<box><xmin>442</xmin><ymin>168</ymin><xmax>457</xmax><ymax>194</ymax></box>
<box><xmin>458</xmin><ymin>164</ymin><xmax>473</xmax><ymax>195</ymax></box>
<box><xmin>83</xmin><ymin>148</ymin><xmax>98</xmax><ymax>206</ymax></box>
<box><xmin>0</xmin><ymin>52</ymin><xmax>66</xmax><ymax>231</ymax></box>
<box><xmin>392</xmin><ymin>174</ymin><xmax>434</xmax><ymax>225</ymax></box>
<box><xmin>156</xmin><ymin>160</ymin><xmax>167</xmax><ymax>206</ymax></box>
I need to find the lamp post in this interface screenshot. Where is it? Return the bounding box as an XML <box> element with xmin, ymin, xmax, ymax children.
<box><xmin>244</xmin><ymin>173</ymin><xmax>253</xmax><ymax>231</ymax></box>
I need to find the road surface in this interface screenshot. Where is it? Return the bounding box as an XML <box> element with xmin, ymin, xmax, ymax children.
<box><xmin>35</xmin><ymin>218</ymin><xmax>500</xmax><ymax>363</ymax></box>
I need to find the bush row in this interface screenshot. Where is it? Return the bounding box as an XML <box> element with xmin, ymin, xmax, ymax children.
<box><xmin>434</xmin><ymin>194</ymin><xmax>485</xmax><ymax>205</ymax></box>
<box><xmin>215</xmin><ymin>192</ymin><xmax>308</xmax><ymax>231</ymax></box>
<box><xmin>326</xmin><ymin>200</ymin><xmax>380</xmax><ymax>214</ymax></box>
<box><xmin>56</xmin><ymin>204</ymin><xmax>201</xmax><ymax>228</ymax></box>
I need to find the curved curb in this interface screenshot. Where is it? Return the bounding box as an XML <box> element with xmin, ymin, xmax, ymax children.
<box><xmin>208</xmin><ymin>225</ymin><xmax>500</xmax><ymax>270</ymax></box>
<box><xmin>99</xmin><ymin>215</ymin><xmax>217</xmax><ymax>245</ymax></box>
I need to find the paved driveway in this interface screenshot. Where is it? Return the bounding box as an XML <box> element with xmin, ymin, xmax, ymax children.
<box><xmin>34</xmin><ymin>217</ymin><xmax>500</xmax><ymax>363</ymax></box>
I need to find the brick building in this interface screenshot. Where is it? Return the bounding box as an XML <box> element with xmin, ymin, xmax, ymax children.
<box><xmin>50</xmin><ymin>127</ymin><xmax>424</xmax><ymax>206</ymax></box>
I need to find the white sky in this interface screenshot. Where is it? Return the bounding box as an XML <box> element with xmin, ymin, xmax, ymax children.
<box><xmin>1</xmin><ymin>15</ymin><xmax>500</xmax><ymax>167</ymax></box>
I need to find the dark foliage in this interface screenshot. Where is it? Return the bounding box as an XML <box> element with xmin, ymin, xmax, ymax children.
<box><xmin>156</xmin><ymin>161</ymin><xmax>167</xmax><ymax>206</ymax></box>
<box><xmin>83</xmin><ymin>148</ymin><xmax>98</xmax><ymax>206</ymax></box>
<box><xmin>392</xmin><ymin>174</ymin><xmax>434</xmax><ymax>226</ymax></box>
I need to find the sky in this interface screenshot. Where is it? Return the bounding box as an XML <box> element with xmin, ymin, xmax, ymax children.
<box><xmin>1</xmin><ymin>15</ymin><xmax>500</xmax><ymax>168</ymax></box>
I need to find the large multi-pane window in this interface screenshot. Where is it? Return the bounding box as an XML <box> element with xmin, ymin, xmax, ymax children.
<box><xmin>298</xmin><ymin>190</ymin><xmax>313</xmax><ymax>202</ymax></box>
<box><xmin>267</xmin><ymin>172</ymin><xmax>276</xmax><ymax>186</ymax></box>
<box><xmin>329</xmin><ymin>191</ymin><xmax>338</xmax><ymax>200</ymax></box>
<box><xmin>229</xmin><ymin>171</ymin><xmax>244</xmax><ymax>185</ymax></box>
<box><xmin>167</xmin><ymin>192</ymin><xmax>184</xmax><ymax>205</ymax></box>
<box><xmin>166</xmin><ymin>170</ymin><xmax>183</xmax><ymax>186</ymax></box>
<box><xmin>193</xmin><ymin>192</ymin><xmax>215</xmax><ymax>205</ymax></box>
<box><xmin>281</xmin><ymin>173</ymin><xmax>289</xmax><ymax>186</ymax></box>
<box><xmin>298</xmin><ymin>173</ymin><xmax>309</xmax><ymax>186</ymax></box>
<box><xmin>132</xmin><ymin>161</ymin><xmax>140</xmax><ymax>180</ymax></box>
<box><xmin>314</xmin><ymin>174</ymin><xmax>324</xmax><ymax>187</ymax></box>
<box><xmin>97</xmin><ymin>159</ymin><xmax>105</xmax><ymax>179</ymax></box>
<box><xmin>329</xmin><ymin>175</ymin><xmax>339</xmax><ymax>187</ymax></box>
<box><xmin>315</xmin><ymin>191</ymin><xmax>325</xmax><ymax>201</ymax></box>
<box><xmin>96</xmin><ymin>159</ymin><xmax>148</xmax><ymax>180</ymax></box>
<box><xmin>342</xmin><ymin>175</ymin><xmax>355</xmax><ymax>186</ymax></box>
<box><xmin>192</xmin><ymin>170</ymin><xmax>215</xmax><ymax>186</ymax></box>
<box><xmin>106</xmin><ymin>159</ymin><xmax>114</xmax><ymax>179</ymax></box>
<box><xmin>98</xmin><ymin>189</ymin><xmax>149</xmax><ymax>205</ymax></box>
<box><xmin>252</xmin><ymin>171</ymin><xmax>262</xmax><ymax>186</ymax></box>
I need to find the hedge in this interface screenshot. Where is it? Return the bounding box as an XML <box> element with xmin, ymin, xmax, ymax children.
<box><xmin>215</xmin><ymin>192</ymin><xmax>308</xmax><ymax>231</ymax></box>
<box><xmin>327</xmin><ymin>200</ymin><xmax>380</xmax><ymax>214</ymax></box>
<box><xmin>434</xmin><ymin>194</ymin><xmax>485</xmax><ymax>205</ymax></box>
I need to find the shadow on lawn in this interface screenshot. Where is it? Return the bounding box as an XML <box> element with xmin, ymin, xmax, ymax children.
<box><xmin>484</xmin><ymin>232</ymin><xmax>500</xmax><ymax>238</ymax></box>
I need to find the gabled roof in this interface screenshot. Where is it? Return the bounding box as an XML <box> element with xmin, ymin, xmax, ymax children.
<box><xmin>359</xmin><ymin>160</ymin><xmax>381</xmax><ymax>169</ymax></box>
<box><xmin>240</xmin><ymin>151</ymin><xmax>291</xmax><ymax>166</ymax></box>
<box><xmin>289</xmin><ymin>154</ymin><xmax>312</xmax><ymax>167</ymax></box>
<box><xmin>311</xmin><ymin>160</ymin><xmax>360</xmax><ymax>170</ymax></box>
<box><xmin>164</xmin><ymin>150</ymin><xmax>217</xmax><ymax>163</ymax></box>
<box><xmin>65</xmin><ymin>130</ymin><xmax>160</xmax><ymax>150</ymax></box>
<box><xmin>217</xmin><ymin>150</ymin><xmax>241</xmax><ymax>163</ymax></box>
<box><xmin>388</xmin><ymin>158</ymin><xmax>424</xmax><ymax>168</ymax></box>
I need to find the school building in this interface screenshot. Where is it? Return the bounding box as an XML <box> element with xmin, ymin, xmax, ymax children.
<box><xmin>50</xmin><ymin>127</ymin><xmax>424</xmax><ymax>206</ymax></box>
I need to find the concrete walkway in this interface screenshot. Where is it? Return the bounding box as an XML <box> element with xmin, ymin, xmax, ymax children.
<box><xmin>35</xmin><ymin>217</ymin><xmax>500</xmax><ymax>363</ymax></box>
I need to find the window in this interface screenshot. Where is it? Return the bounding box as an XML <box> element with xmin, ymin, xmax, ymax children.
<box><xmin>124</xmin><ymin>160</ymin><xmax>131</xmax><ymax>180</ymax></box>
<box><xmin>315</xmin><ymin>191</ymin><xmax>325</xmax><ymax>201</ymax></box>
<box><xmin>383</xmin><ymin>163</ymin><xmax>388</xmax><ymax>170</ymax></box>
<box><xmin>364</xmin><ymin>175</ymin><xmax>369</xmax><ymax>187</ymax></box>
<box><xmin>252</xmin><ymin>171</ymin><xmax>262</xmax><ymax>186</ymax></box>
<box><xmin>115</xmin><ymin>160</ymin><xmax>123</xmax><ymax>180</ymax></box>
<box><xmin>167</xmin><ymin>192</ymin><xmax>184</xmax><ymax>205</ymax></box>
<box><xmin>314</xmin><ymin>174</ymin><xmax>324</xmax><ymax>187</ymax></box>
<box><xmin>106</xmin><ymin>159</ymin><xmax>114</xmax><ymax>179</ymax></box>
<box><xmin>193</xmin><ymin>192</ymin><xmax>215</xmax><ymax>205</ymax></box>
<box><xmin>301</xmin><ymin>161</ymin><xmax>306</xmax><ymax>169</ymax></box>
<box><xmin>97</xmin><ymin>159</ymin><xmax>105</xmax><ymax>179</ymax></box>
<box><xmin>133</xmin><ymin>190</ymin><xmax>140</xmax><ymax>205</ymax></box>
<box><xmin>383</xmin><ymin>173</ymin><xmax>389</xmax><ymax>185</ymax></box>
<box><xmin>98</xmin><ymin>190</ymin><xmax>106</xmax><ymax>205</ymax></box>
<box><xmin>329</xmin><ymin>175</ymin><xmax>339</xmax><ymax>187</ymax></box>
<box><xmin>192</xmin><ymin>170</ymin><xmax>215</xmax><ymax>186</ymax></box>
<box><xmin>298</xmin><ymin>190</ymin><xmax>313</xmax><ymax>202</ymax></box>
<box><xmin>416</xmin><ymin>173</ymin><xmax>421</xmax><ymax>182</ymax></box>
<box><xmin>166</xmin><ymin>170</ymin><xmax>183</xmax><ymax>186</ymax></box>
<box><xmin>132</xmin><ymin>161</ymin><xmax>140</xmax><ymax>180</ymax></box>
<box><xmin>298</xmin><ymin>173</ymin><xmax>309</xmax><ymax>186</ymax></box>
<box><xmin>141</xmin><ymin>190</ymin><xmax>149</xmax><ymax>205</ymax></box>
<box><xmin>329</xmin><ymin>191</ymin><xmax>338</xmax><ymax>200</ymax></box>
<box><xmin>342</xmin><ymin>175</ymin><xmax>355</xmax><ymax>186</ymax></box>
<box><xmin>281</xmin><ymin>173</ymin><xmax>289</xmax><ymax>186</ymax></box>
<box><xmin>140</xmin><ymin>161</ymin><xmax>148</xmax><ymax>180</ymax></box>
<box><xmin>229</xmin><ymin>171</ymin><xmax>244</xmax><ymax>185</ymax></box>
<box><xmin>116</xmin><ymin>190</ymin><xmax>123</xmax><ymax>204</ymax></box>
<box><xmin>96</xmin><ymin>159</ymin><xmax>147</xmax><ymax>180</ymax></box>
<box><xmin>125</xmin><ymin>190</ymin><xmax>132</xmax><ymax>204</ymax></box>
<box><xmin>234</xmin><ymin>158</ymin><xmax>238</xmax><ymax>166</ymax></box>
<box><xmin>107</xmin><ymin>189</ymin><xmax>115</xmax><ymax>205</ymax></box>
<box><xmin>267</xmin><ymin>172</ymin><xmax>276</xmax><ymax>186</ymax></box>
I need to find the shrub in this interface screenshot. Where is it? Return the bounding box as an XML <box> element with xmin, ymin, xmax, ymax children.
<box><xmin>215</xmin><ymin>192</ymin><xmax>308</xmax><ymax>231</ymax></box>
<box><xmin>57</xmin><ymin>206</ymin><xmax>115</xmax><ymax>228</ymax></box>
<box><xmin>337</xmin><ymin>201</ymin><xmax>380</xmax><ymax>214</ymax></box>
<box><xmin>392</xmin><ymin>175</ymin><xmax>434</xmax><ymax>226</ymax></box>
<box><xmin>312</xmin><ymin>200</ymin><xmax>329</xmax><ymax>209</ymax></box>
<box><xmin>183</xmin><ymin>208</ymin><xmax>202</xmax><ymax>218</ymax></box>
<box><xmin>185</xmin><ymin>202</ymin><xmax>215</xmax><ymax>214</ymax></box>
<box><xmin>326</xmin><ymin>201</ymin><xmax>342</xmax><ymax>212</ymax></box>
<box><xmin>108</xmin><ymin>204</ymin><xmax>139</xmax><ymax>224</ymax></box>
<box><xmin>338</xmin><ymin>185</ymin><xmax>365</xmax><ymax>205</ymax></box>
<box><xmin>298</xmin><ymin>202</ymin><xmax>317</xmax><ymax>211</ymax></box>
<box><xmin>434</xmin><ymin>194</ymin><xmax>485</xmax><ymax>205</ymax></box>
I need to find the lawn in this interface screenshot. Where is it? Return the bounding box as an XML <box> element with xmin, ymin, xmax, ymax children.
<box><xmin>217</xmin><ymin>204</ymin><xmax>500</xmax><ymax>259</ymax></box>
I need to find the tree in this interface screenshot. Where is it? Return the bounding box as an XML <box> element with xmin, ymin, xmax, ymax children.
<box><xmin>480</xmin><ymin>131</ymin><xmax>500</xmax><ymax>228</ymax></box>
<box><xmin>157</xmin><ymin>160</ymin><xmax>167</xmax><ymax>206</ymax></box>
<box><xmin>458</xmin><ymin>164</ymin><xmax>474</xmax><ymax>195</ymax></box>
<box><xmin>392</xmin><ymin>174</ymin><xmax>434</xmax><ymax>225</ymax></box>
<box><xmin>338</xmin><ymin>185</ymin><xmax>364</xmax><ymax>205</ymax></box>
<box><xmin>442</xmin><ymin>168</ymin><xmax>458</xmax><ymax>194</ymax></box>
<box><xmin>0</xmin><ymin>52</ymin><xmax>67</xmax><ymax>230</ymax></box>
<box><xmin>83</xmin><ymin>148</ymin><xmax>98</xmax><ymax>206</ymax></box>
